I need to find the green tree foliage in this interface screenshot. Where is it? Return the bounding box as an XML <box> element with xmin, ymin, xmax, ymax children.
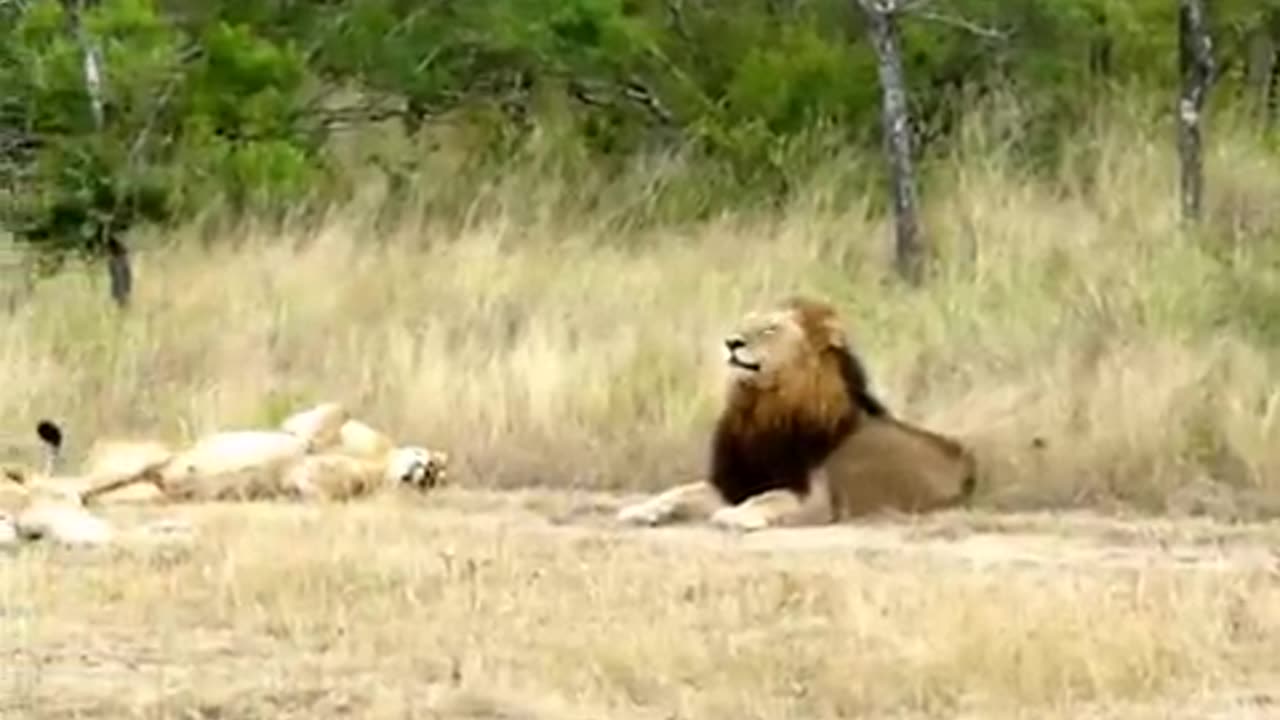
<box><xmin>1</xmin><ymin>0</ymin><xmax>321</xmax><ymax>264</ymax></box>
<box><xmin>0</xmin><ymin>0</ymin><xmax>1274</xmax><ymax>258</ymax></box>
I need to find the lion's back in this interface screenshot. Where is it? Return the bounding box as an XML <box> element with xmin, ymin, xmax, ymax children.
<box><xmin>822</xmin><ymin>415</ymin><xmax>977</xmax><ymax>519</ymax></box>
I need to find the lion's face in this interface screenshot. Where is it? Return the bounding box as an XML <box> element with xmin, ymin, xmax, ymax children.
<box><xmin>384</xmin><ymin>446</ymin><xmax>449</xmax><ymax>492</ymax></box>
<box><xmin>723</xmin><ymin>304</ymin><xmax>833</xmax><ymax>387</ymax></box>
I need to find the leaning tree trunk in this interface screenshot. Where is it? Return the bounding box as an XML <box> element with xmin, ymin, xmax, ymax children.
<box><xmin>1177</xmin><ymin>0</ymin><xmax>1214</xmax><ymax>224</ymax></box>
<box><xmin>860</xmin><ymin>0</ymin><xmax>924</xmax><ymax>285</ymax></box>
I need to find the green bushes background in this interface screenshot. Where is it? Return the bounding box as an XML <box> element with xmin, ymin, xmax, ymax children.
<box><xmin>2</xmin><ymin>0</ymin><xmax>1278</xmax><ymax>262</ymax></box>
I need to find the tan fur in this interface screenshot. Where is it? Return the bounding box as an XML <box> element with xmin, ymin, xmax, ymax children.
<box><xmin>0</xmin><ymin>407</ymin><xmax>420</xmax><ymax>547</ymax></box>
<box><xmin>820</xmin><ymin>414</ymin><xmax>977</xmax><ymax>520</ymax></box>
<box><xmin>1</xmin><ymin>464</ymin><xmax>97</xmax><ymax>509</ymax></box>
<box><xmin>280</xmin><ymin>402</ymin><xmax>350</xmax><ymax>450</ymax></box>
<box><xmin>617</xmin><ymin>296</ymin><xmax>976</xmax><ymax>532</ymax></box>
<box><xmin>0</xmin><ymin>468</ymin><xmax>192</xmax><ymax>548</ymax></box>
<box><xmin>6</xmin><ymin>498</ymin><xmax>115</xmax><ymax>546</ymax></box>
<box><xmin>333</xmin><ymin>418</ymin><xmax>397</xmax><ymax>459</ymax></box>
<box><xmin>1</xmin><ymin>459</ymin><xmax>123</xmax><ymax>547</ymax></box>
<box><xmin>79</xmin><ymin>405</ymin><xmax>449</xmax><ymax>505</ymax></box>
<box><xmin>282</xmin><ymin>453</ymin><xmax>423</xmax><ymax>502</ymax></box>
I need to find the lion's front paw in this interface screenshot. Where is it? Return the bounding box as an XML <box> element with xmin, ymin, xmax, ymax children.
<box><xmin>710</xmin><ymin>504</ymin><xmax>771</xmax><ymax>533</ymax></box>
<box><xmin>616</xmin><ymin>499</ymin><xmax>669</xmax><ymax>527</ymax></box>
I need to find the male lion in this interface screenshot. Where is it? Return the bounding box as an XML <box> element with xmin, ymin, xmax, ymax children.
<box><xmin>616</xmin><ymin>296</ymin><xmax>977</xmax><ymax>532</ymax></box>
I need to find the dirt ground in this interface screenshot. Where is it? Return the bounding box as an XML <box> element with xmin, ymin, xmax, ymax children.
<box><xmin>3</xmin><ymin>488</ymin><xmax>1280</xmax><ymax>719</ymax></box>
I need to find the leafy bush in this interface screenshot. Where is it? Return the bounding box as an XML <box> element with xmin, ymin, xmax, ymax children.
<box><xmin>0</xmin><ymin>0</ymin><xmax>1275</xmax><ymax>261</ymax></box>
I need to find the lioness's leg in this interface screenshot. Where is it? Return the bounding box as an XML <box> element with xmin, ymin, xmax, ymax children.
<box><xmin>79</xmin><ymin>470</ymin><xmax>167</xmax><ymax>505</ymax></box>
<box><xmin>616</xmin><ymin>481</ymin><xmax>726</xmax><ymax>527</ymax></box>
<box><xmin>710</xmin><ymin>473</ymin><xmax>834</xmax><ymax>533</ymax></box>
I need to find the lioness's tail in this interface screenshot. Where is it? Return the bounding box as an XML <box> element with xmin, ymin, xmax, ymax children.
<box><xmin>32</xmin><ymin>420</ymin><xmax>172</xmax><ymax>505</ymax></box>
<box><xmin>36</xmin><ymin>419</ymin><xmax>63</xmax><ymax>475</ymax></box>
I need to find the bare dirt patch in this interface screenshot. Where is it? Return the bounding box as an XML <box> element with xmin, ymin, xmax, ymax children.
<box><xmin>3</xmin><ymin>488</ymin><xmax>1280</xmax><ymax>719</ymax></box>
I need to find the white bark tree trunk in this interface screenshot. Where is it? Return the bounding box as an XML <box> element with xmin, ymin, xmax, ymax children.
<box><xmin>1177</xmin><ymin>0</ymin><xmax>1214</xmax><ymax>223</ymax></box>
<box><xmin>63</xmin><ymin>0</ymin><xmax>106</xmax><ymax>131</ymax></box>
<box><xmin>858</xmin><ymin>0</ymin><xmax>924</xmax><ymax>284</ymax></box>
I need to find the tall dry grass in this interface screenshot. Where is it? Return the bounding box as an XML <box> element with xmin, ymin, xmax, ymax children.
<box><xmin>3</xmin><ymin>99</ymin><xmax>1280</xmax><ymax>518</ymax></box>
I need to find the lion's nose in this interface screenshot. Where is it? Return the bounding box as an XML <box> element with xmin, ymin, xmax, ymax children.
<box><xmin>725</xmin><ymin>337</ymin><xmax>745</xmax><ymax>352</ymax></box>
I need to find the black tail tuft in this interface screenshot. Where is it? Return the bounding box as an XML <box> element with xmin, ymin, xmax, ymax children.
<box><xmin>35</xmin><ymin>420</ymin><xmax>63</xmax><ymax>450</ymax></box>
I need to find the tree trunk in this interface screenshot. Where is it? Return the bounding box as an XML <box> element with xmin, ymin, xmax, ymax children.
<box><xmin>1177</xmin><ymin>0</ymin><xmax>1214</xmax><ymax>224</ymax></box>
<box><xmin>62</xmin><ymin>0</ymin><xmax>132</xmax><ymax>309</ymax></box>
<box><xmin>63</xmin><ymin>0</ymin><xmax>105</xmax><ymax>131</ymax></box>
<box><xmin>105</xmin><ymin>235</ymin><xmax>132</xmax><ymax>308</ymax></box>
<box><xmin>1244</xmin><ymin>21</ymin><xmax>1275</xmax><ymax>121</ymax></box>
<box><xmin>1266</xmin><ymin>9</ymin><xmax>1280</xmax><ymax>129</ymax></box>
<box><xmin>1088</xmin><ymin>5</ymin><xmax>1113</xmax><ymax>78</ymax></box>
<box><xmin>859</xmin><ymin>0</ymin><xmax>923</xmax><ymax>284</ymax></box>
<box><xmin>1269</xmin><ymin>48</ymin><xmax>1280</xmax><ymax>129</ymax></box>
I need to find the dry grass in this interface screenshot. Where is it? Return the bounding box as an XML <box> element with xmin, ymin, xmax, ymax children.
<box><xmin>5</xmin><ymin>102</ymin><xmax>1280</xmax><ymax>716</ymax></box>
<box><xmin>4</xmin><ymin>491</ymin><xmax>1280</xmax><ymax>719</ymax></box>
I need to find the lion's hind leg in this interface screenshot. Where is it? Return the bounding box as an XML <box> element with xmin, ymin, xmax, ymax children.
<box><xmin>616</xmin><ymin>480</ymin><xmax>726</xmax><ymax>527</ymax></box>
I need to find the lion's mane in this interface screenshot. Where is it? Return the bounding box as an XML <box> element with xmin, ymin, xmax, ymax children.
<box><xmin>709</xmin><ymin>297</ymin><xmax>888</xmax><ymax>506</ymax></box>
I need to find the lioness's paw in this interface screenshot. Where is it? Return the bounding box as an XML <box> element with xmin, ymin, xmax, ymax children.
<box><xmin>710</xmin><ymin>505</ymin><xmax>771</xmax><ymax>533</ymax></box>
<box><xmin>616</xmin><ymin>501</ymin><xmax>667</xmax><ymax>527</ymax></box>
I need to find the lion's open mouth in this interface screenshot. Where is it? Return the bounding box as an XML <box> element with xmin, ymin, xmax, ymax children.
<box><xmin>728</xmin><ymin>355</ymin><xmax>761</xmax><ymax>372</ymax></box>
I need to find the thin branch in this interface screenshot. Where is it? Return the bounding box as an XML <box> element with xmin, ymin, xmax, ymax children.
<box><xmin>566</xmin><ymin>75</ymin><xmax>675</xmax><ymax>126</ymax></box>
<box><xmin>124</xmin><ymin>48</ymin><xmax>200</xmax><ymax>171</ymax></box>
<box><xmin>623</xmin><ymin>77</ymin><xmax>675</xmax><ymax>125</ymax></box>
<box><xmin>664</xmin><ymin>0</ymin><xmax>693</xmax><ymax>44</ymax></box>
<box><xmin>909</xmin><ymin>9</ymin><xmax>1011</xmax><ymax>41</ymax></box>
<box><xmin>309</xmin><ymin>105</ymin><xmax>417</xmax><ymax>132</ymax></box>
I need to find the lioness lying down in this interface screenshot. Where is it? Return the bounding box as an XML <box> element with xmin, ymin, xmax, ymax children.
<box><xmin>1</xmin><ymin>422</ymin><xmax>184</xmax><ymax>547</ymax></box>
<box><xmin>78</xmin><ymin>402</ymin><xmax>451</xmax><ymax>504</ymax></box>
<box><xmin>1</xmin><ymin>403</ymin><xmax>450</xmax><ymax>547</ymax></box>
